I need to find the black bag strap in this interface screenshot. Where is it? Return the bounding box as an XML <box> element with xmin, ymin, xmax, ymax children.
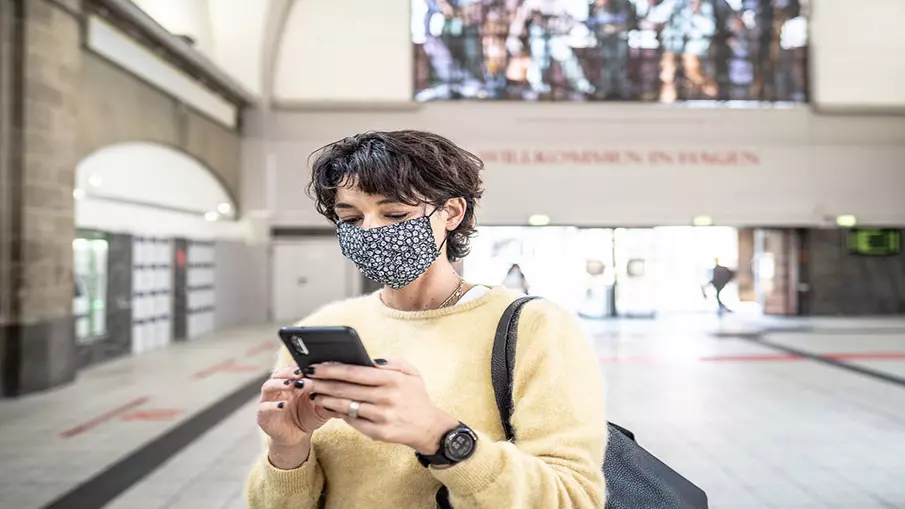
<box><xmin>434</xmin><ymin>296</ymin><xmax>539</xmax><ymax>509</ymax></box>
<box><xmin>491</xmin><ymin>296</ymin><xmax>540</xmax><ymax>441</ymax></box>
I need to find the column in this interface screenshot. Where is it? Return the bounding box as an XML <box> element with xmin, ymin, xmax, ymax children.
<box><xmin>0</xmin><ymin>0</ymin><xmax>82</xmax><ymax>396</ymax></box>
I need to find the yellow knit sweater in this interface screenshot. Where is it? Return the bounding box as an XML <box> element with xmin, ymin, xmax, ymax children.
<box><xmin>246</xmin><ymin>287</ymin><xmax>607</xmax><ymax>508</ymax></box>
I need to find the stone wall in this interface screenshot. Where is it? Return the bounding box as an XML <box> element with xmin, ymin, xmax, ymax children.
<box><xmin>803</xmin><ymin>229</ymin><xmax>905</xmax><ymax>315</ymax></box>
<box><xmin>0</xmin><ymin>0</ymin><xmax>81</xmax><ymax>396</ymax></box>
<box><xmin>20</xmin><ymin>0</ymin><xmax>80</xmax><ymax>324</ymax></box>
<box><xmin>0</xmin><ymin>0</ymin><xmax>19</xmax><ymax>331</ymax></box>
<box><xmin>77</xmin><ymin>52</ymin><xmax>242</xmax><ymax>202</ymax></box>
<box><xmin>0</xmin><ymin>0</ymin><xmax>246</xmax><ymax>396</ymax></box>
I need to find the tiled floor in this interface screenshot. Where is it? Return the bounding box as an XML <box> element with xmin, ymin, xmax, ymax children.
<box><xmin>1</xmin><ymin>314</ymin><xmax>904</xmax><ymax>509</ymax></box>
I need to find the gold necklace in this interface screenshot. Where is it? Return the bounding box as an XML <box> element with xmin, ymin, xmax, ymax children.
<box><xmin>378</xmin><ymin>279</ymin><xmax>468</xmax><ymax>310</ymax></box>
<box><xmin>437</xmin><ymin>279</ymin><xmax>467</xmax><ymax>309</ymax></box>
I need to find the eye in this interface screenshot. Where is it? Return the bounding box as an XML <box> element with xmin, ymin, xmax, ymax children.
<box><xmin>385</xmin><ymin>213</ymin><xmax>409</xmax><ymax>221</ymax></box>
<box><xmin>339</xmin><ymin>217</ymin><xmax>362</xmax><ymax>225</ymax></box>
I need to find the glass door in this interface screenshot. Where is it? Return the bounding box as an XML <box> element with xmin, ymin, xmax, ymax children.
<box><xmin>73</xmin><ymin>236</ymin><xmax>109</xmax><ymax>344</ymax></box>
<box><xmin>613</xmin><ymin>228</ymin><xmax>656</xmax><ymax>318</ymax></box>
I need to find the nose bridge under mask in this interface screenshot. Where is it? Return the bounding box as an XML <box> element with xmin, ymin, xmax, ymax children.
<box><xmin>351</xmin><ymin>205</ymin><xmax>441</xmax><ymax>232</ymax></box>
<box><xmin>335</xmin><ymin>212</ymin><xmax>442</xmax><ymax>290</ymax></box>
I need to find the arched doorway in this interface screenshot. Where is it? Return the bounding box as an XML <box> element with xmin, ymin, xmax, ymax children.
<box><xmin>73</xmin><ymin>142</ymin><xmax>241</xmax><ymax>364</ymax></box>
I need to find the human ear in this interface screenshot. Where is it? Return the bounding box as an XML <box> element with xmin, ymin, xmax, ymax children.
<box><xmin>442</xmin><ymin>198</ymin><xmax>467</xmax><ymax>231</ymax></box>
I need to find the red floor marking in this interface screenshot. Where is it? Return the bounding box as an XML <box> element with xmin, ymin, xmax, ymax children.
<box><xmin>192</xmin><ymin>358</ymin><xmax>236</xmax><ymax>380</ymax></box>
<box><xmin>221</xmin><ymin>364</ymin><xmax>260</xmax><ymax>373</ymax></box>
<box><xmin>700</xmin><ymin>354</ymin><xmax>800</xmax><ymax>362</ymax></box>
<box><xmin>193</xmin><ymin>358</ymin><xmax>264</xmax><ymax>379</ymax></box>
<box><xmin>121</xmin><ymin>409</ymin><xmax>184</xmax><ymax>421</ymax></box>
<box><xmin>60</xmin><ymin>396</ymin><xmax>151</xmax><ymax>438</ymax></box>
<box><xmin>245</xmin><ymin>341</ymin><xmax>278</xmax><ymax>357</ymax></box>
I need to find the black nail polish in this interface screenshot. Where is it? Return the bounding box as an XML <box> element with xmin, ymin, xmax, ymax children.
<box><xmin>294</xmin><ymin>379</ymin><xmax>304</xmax><ymax>389</ymax></box>
<box><xmin>309</xmin><ymin>393</ymin><xmax>317</xmax><ymax>401</ymax></box>
<box><xmin>283</xmin><ymin>379</ymin><xmax>291</xmax><ymax>386</ymax></box>
<box><xmin>304</xmin><ymin>366</ymin><xmax>316</xmax><ymax>376</ymax></box>
<box><xmin>374</xmin><ymin>359</ymin><xmax>388</xmax><ymax>366</ymax></box>
<box><xmin>277</xmin><ymin>402</ymin><xmax>285</xmax><ymax>409</ymax></box>
<box><xmin>294</xmin><ymin>369</ymin><xmax>302</xmax><ymax>375</ymax></box>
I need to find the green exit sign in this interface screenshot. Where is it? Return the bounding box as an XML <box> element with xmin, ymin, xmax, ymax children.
<box><xmin>848</xmin><ymin>229</ymin><xmax>902</xmax><ymax>256</ymax></box>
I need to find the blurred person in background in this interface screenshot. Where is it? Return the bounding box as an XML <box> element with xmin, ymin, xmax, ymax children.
<box><xmin>507</xmin><ymin>0</ymin><xmax>596</xmax><ymax>98</ymax></box>
<box><xmin>702</xmin><ymin>257</ymin><xmax>735</xmax><ymax>315</ymax></box>
<box><xmin>246</xmin><ymin>130</ymin><xmax>606</xmax><ymax>508</ymax></box>
<box><xmin>502</xmin><ymin>263</ymin><xmax>530</xmax><ymax>294</ymax></box>
<box><xmin>586</xmin><ymin>0</ymin><xmax>636</xmax><ymax>100</ymax></box>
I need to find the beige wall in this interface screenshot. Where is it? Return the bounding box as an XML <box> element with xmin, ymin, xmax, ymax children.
<box><xmin>243</xmin><ymin>103</ymin><xmax>905</xmax><ymax>228</ymax></box>
<box><xmin>811</xmin><ymin>0</ymin><xmax>905</xmax><ymax>111</ymax></box>
<box><xmin>274</xmin><ymin>0</ymin><xmax>411</xmax><ymax>102</ymax></box>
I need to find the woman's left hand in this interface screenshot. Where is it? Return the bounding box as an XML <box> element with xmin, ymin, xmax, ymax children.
<box><xmin>304</xmin><ymin>359</ymin><xmax>460</xmax><ymax>454</ymax></box>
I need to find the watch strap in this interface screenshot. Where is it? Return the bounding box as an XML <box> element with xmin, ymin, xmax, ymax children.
<box><xmin>416</xmin><ymin>449</ymin><xmax>453</xmax><ymax>467</ymax></box>
<box><xmin>415</xmin><ymin>422</ymin><xmax>476</xmax><ymax>468</ymax></box>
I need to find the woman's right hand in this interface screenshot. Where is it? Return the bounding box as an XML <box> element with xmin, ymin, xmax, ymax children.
<box><xmin>257</xmin><ymin>365</ymin><xmax>332</xmax><ymax>447</ymax></box>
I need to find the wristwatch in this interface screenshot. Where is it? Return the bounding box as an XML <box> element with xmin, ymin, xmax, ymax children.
<box><xmin>415</xmin><ymin>422</ymin><xmax>478</xmax><ymax>468</ymax></box>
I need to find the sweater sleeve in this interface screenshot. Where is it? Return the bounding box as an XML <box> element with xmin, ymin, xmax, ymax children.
<box><xmin>430</xmin><ymin>300</ymin><xmax>607</xmax><ymax>508</ymax></box>
<box><xmin>245</xmin><ymin>439</ymin><xmax>325</xmax><ymax>509</ymax></box>
<box><xmin>245</xmin><ymin>336</ymin><xmax>328</xmax><ymax>508</ymax></box>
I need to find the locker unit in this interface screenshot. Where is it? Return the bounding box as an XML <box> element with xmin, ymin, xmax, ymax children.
<box><xmin>186</xmin><ymin>240</ymin><xmax>216</xmax><ymax>339</ymax></box>
<box><xmin>131</xmin><ymin>237</ymin><xmax>173</xmax><ymax>354</ymax></box>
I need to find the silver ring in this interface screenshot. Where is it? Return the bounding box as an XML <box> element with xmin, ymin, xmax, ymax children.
<box><xmin>348</xmin><ymin>400</ymin><xmax>361</xmax><ymax>419</ymax></box>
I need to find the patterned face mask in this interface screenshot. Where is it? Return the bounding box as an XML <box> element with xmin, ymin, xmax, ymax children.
<box><xmin>336</xmin><ymin>210</ymin><xmax>443</xmax><ymax>290</ymax></box>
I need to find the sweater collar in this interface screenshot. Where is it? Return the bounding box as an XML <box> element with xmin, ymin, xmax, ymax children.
<box><xmin>373</xmin><ymin>286</ymin><xmax>509</xmax><ymax>321</ymax></box>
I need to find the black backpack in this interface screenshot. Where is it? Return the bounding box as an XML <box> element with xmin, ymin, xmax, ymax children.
<box><xmin>712</xmin><ymin>266</ymin><xmax>734</xmax><ymax>289</ymax></box>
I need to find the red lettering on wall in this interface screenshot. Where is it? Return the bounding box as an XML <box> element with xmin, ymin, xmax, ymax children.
<box><xmin>534</xmin><ymin>151</ymin><xmax>559</xmax><ymax>164</ymax></box>
<box><xmin>589</xmin><ymin>151</ymin><xmax>621</xmax><ymax>164</ymax></box>
<box><xmin>742</xmin><ymin>151</ymin><xmax>760</xmax><ymax>164</ymax></box>
<box><xmin>701</xmin><ymin>151</ymin><xmax>737</xmax><ymax>165</ymax></box>
<box><xmin>474</xmin><ymin>149</ymin><xmax>761</xmax><ymax>166</ymax></box>
<box><xmin>562</xmin><ymin>150</ymin><xmax>593</xmax><ymax>164</ymax></box>
<box><xmin>478</xmin><ymin>151</ymin><xmax>498</xmax><ymax>163</ymax></box>
<box><xmin>625</xmin><ymin>151</ymin><xmax>644</xmax><ymax>164</ymax></box>
<box><xmin>649</xmin><ymin>151</ymin><xmax>675</xmax><ymax>164</ymax></box>
<box><xmin>678</xmin><ymin>152</ymin><xmax>698</xmax><ymax>164</ymax></box>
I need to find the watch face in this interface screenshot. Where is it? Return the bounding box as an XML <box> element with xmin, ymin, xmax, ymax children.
<box><xmin>444</xmin><ymin>429</ymin><xmax>476</xmax><ymax>461</ymax></box>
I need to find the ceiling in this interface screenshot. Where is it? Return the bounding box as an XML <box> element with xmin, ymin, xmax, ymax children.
<box><xmin>129</xmin><ymin>0</ymin><xmax>292</xmax><ymax>100</ymax></box>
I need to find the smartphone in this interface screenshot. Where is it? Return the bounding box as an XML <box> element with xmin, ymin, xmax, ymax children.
<box><xmin>278</xmin><ymin>326</ymin><xmax>375</xmax><ymax>371</ymax></box>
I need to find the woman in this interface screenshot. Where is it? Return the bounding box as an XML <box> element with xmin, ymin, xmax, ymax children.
<box><xmin>246</xmin><ymin>131</ymin><xmax>607</xmax><ymax>508</ymax></box>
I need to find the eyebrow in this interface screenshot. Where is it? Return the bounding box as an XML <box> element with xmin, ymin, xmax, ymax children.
<box><xmin>334</xmin><ymin>199</ymin><xmax>401</xmax><ymax>209</ymax></box>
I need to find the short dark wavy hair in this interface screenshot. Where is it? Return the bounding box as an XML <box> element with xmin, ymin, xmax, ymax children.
<box><xmin>307</xmin><ymin>130</ymin><xmax>485</xmax><ymax>261</ymax></box>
